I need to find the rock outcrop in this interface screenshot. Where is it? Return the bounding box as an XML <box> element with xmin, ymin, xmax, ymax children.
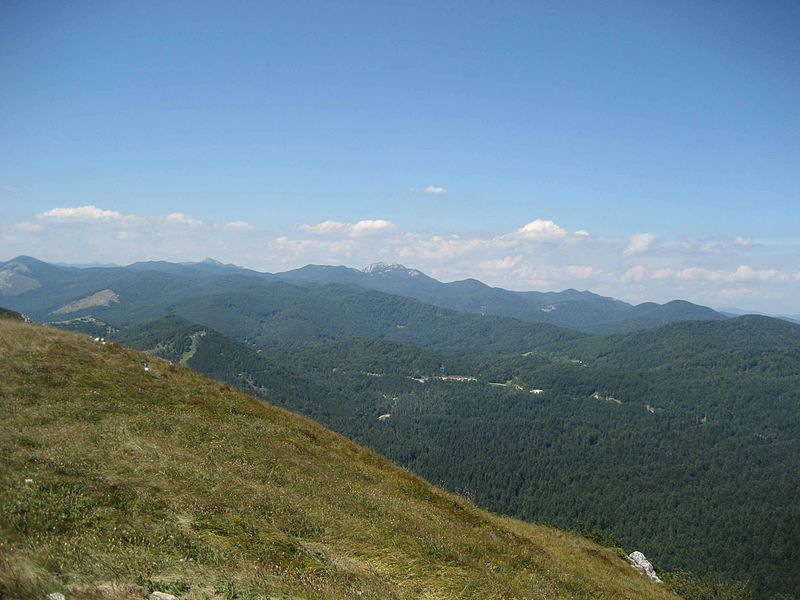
<box><xmin>628</xmin><ymin>551</ymin><xmax>663</xmax><ymax>583</ymax></box>
<box><xmin>149</xmin><ymin>592</ymin><xmax>178</xmax><ymax>600</ymax></box>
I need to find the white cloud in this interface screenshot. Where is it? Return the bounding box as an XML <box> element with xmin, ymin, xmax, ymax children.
<box><xmin>676</xmin><ymin>265</ymin><xmax>788</xmax><ymax>282</ymax></box>
<box><xmin>679</xmin><ymin>236</ymin><xmax>757</xmax><ymax>253</ymax></box>
<box><xmin>620</xmin><ymin>266</ymin><xmax>673</xmax><ymax>282</ymax></box>
<box><xmin>40</xmin><ymin>205</ymin><xmax>142</xmax><ymax>223</ymax></box>
<box><xmin>350</xmin><ymin>219</ymin><xmax>395</xmax><ymax>235</ymax></box>
<box><xmin>621</xmin><ymin>265</ymin><xmax>648</xmax><ymax>282</ymax></box>
<box><xmin>651</xmin><ymin>268</ymin><xmax>674</xmax><ymax>280</ymax></box>
<box><xmin>624</xmin><ymin>233</ymin><xmax>655</xmax><ymax>255</ymax></box>
<box><xmin>399</xmin><ymin>234</ymin><xmax>488</xmax><ymax>260</ymax></box>
<box><xmin>564</xmin><ymin>265</ymin><xmax>598</xmax><ymax>279</ymax></box>
<box><xmin>574</xmin><ymin>230</ymin><xmax>590</xmax><ymax>237</ymax></box>
<box><xmin>410</xmin><ymin>185</ymin><xmax>447</xmax><ymax>194</ymax></box>
<box><xmin>300</xmin><ymin>219</ymin><xmax>395</xmax><ymax>237</ymax></box>
<box><xmin>299</xmin><ymin>220</ymin><xmax>346</xmax><ymax>235</ymax></box>
<box><xmin>676</xmin><ymin>267</ymin><xmax>714</xmax><ymax>281</ymax></box>
<box><xmin>271</xmin><ymin>236</ymin><xmax>356</xmax><ymax>258</ymax></box>
<box><xmin>477</xmin><ymin>256</ymin><xmax>522</xmax><ymax>272</ymax></box>
<box><xmin>224</xmin><ymin>220</ymin><xmax>254</xmax><ymax>231</ymax></box>
<box><xmin>728</xmin><ymin>265</ymin><xmax>786</xmax><ymax>282</ymax></box>
<box><xmin>14</xmin><ymin>221</ymin><xmax>43</xmax><ymax>232</ymax></box>
<box><xmin>163</xmin><ymin>212</ymin><xmax>203</xmax><ymax>226</ymax></box>
<box><xmin>513</xmin><ymin>264</ymin><xmax>599</xmax><ymax>285</ymax></box>
<box><xmin>514</xmin><ymin>219</ymin><xmax>568</xmax><ymax>241</ymax></box>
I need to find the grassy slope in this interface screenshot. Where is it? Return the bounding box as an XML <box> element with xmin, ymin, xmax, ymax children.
<box><xmin>0</xmin><ymin>321</ymin><xmax>674</xmax><ymax>600</ymax></box>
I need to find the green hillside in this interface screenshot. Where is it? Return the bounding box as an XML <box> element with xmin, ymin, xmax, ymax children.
<box><xmin>0</xmin><ymin>320</ymin><xmax>674</xmax><ymax>599</ymax></box>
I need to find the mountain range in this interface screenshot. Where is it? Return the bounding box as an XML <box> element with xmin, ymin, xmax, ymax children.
<box><xmin>0</xmin><ymin>255</ymin><xmax>726</xmax><ymax>335</ymax></box>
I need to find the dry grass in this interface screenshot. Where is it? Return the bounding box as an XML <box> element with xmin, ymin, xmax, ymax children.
<box><xmin>0</xmin><ymin>321</ymin><xmax>676</xmax><ymax>599</ymax></box>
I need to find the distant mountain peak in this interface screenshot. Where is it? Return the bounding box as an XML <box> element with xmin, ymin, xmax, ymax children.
<box><xmin>363</xmin><ymin>261</ymin><xmax>402</xmax><ymax>273</ymax></box>
<box><xmin>363</xmin><ymin>262</ymin><xmax>422</xmax><ymax>277</ymax></box>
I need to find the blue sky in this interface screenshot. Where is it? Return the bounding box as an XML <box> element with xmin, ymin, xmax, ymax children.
<box><xmin>1</xmin><ymin>1</ymin><xmax>799</xmax><ymax>311</ymax></box>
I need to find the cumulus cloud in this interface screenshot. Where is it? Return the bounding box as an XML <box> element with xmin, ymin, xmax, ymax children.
<box><xmin>163</xmin><ymin>212</ymin><xmax>203</xmax><ymax>226</ymax></box>
<box><xmin>350</xmin><ymin>219</ymin><xmax>395</xmax><ymax>235</ymax></box>
<box><xmin>300</xmin><ymin>219</ymin><xmax>395</xmax><ymax>237</ymax></box>
<box><xmin>40</xmin><ymin>205</ymin><xmax>142</xmax><ymax>223</ymax></box>
<box><xmin>514</xmin><ymin>219</ymin><xmax>568</xmax><ymax>241</ymax></box>
<box><xmin>624</xmin><ymin>233</ymin><xmax>655</xmax><ymax>255</ymax></box>
<box><xmin>224</xmin><ymin>220</ymin><xmax>254</xmax><ymax>231</ymax></box>
<box><xmin>410</xmin><ymin>185</ymin><xmax>447</xmax><ymax>194</ymax></box>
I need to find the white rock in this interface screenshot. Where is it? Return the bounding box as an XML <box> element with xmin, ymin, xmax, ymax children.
<box><xmin>149</xmin><ymin>593</ymin><xmax>178</xmax><ymax>600</ymax></box>
<box><xmin>628</xmin><ymin>550</ymin><xmax>663</xmax><ymax>583</ymax></box>
<box><xmin>47</xmin><ymin>594</ymin><xmax>66</xmax><ymax>600</ymax></box>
